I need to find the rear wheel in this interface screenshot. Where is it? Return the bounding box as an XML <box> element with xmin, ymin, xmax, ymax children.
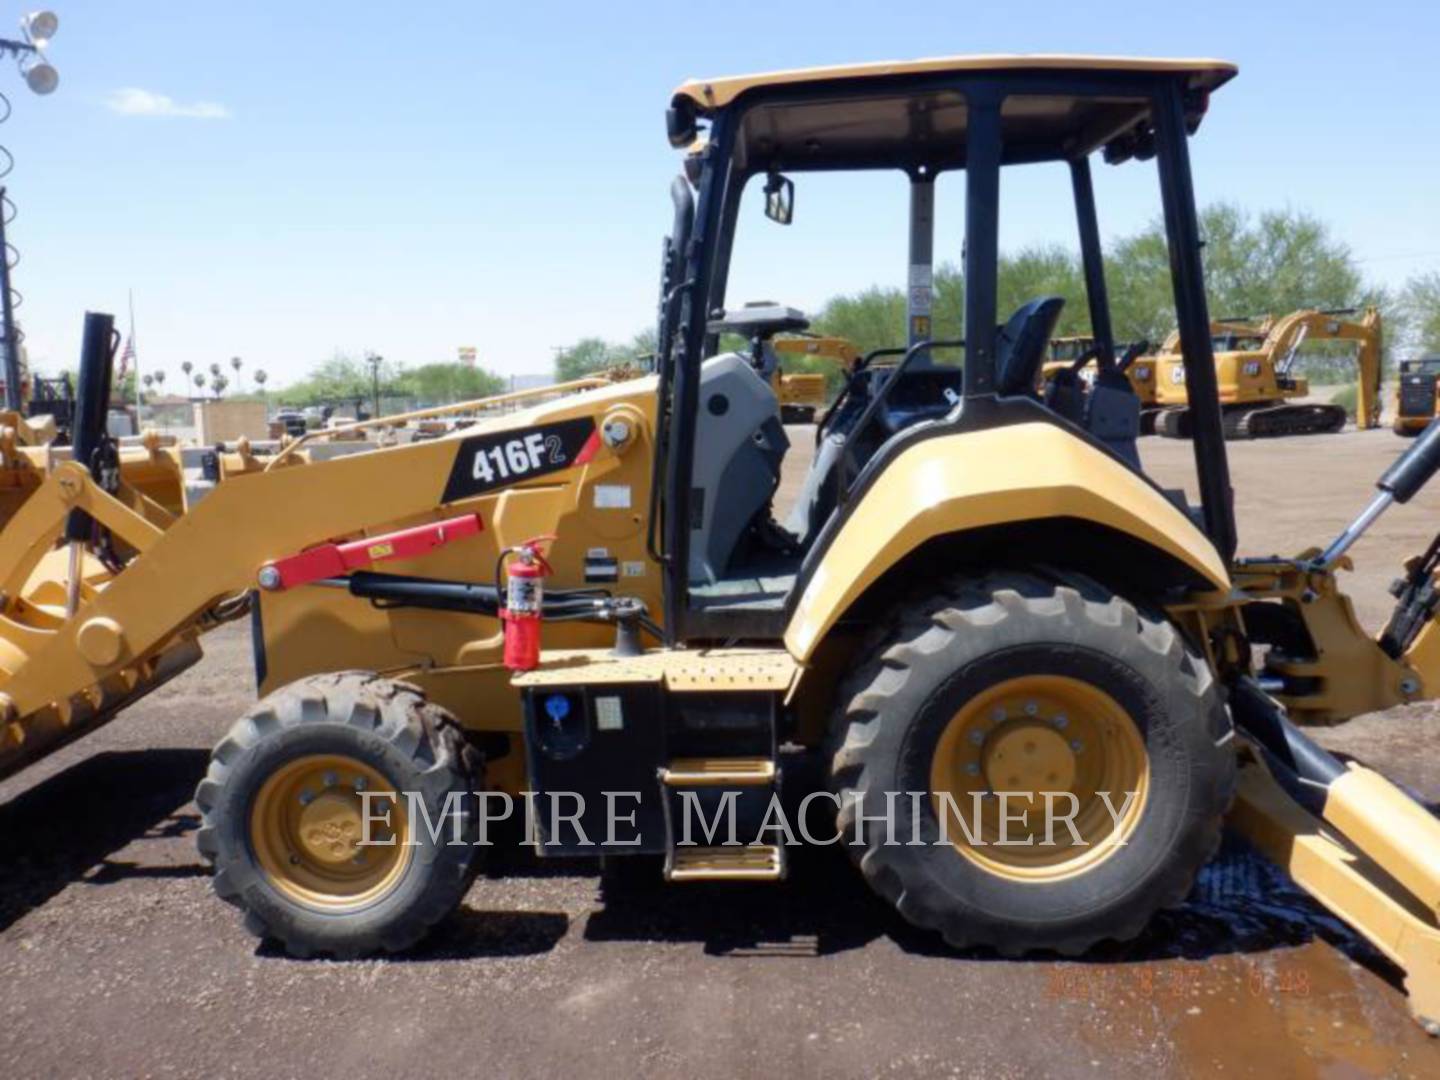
<box><xmin>196</xmin><ymin>672</ymin><xmax>480</xmax><ymax>958</ymax></box>
<box><xmin>830</xmin><ymin>573</ymin><xmax>1234</xmax><ymax>954</ymax></box>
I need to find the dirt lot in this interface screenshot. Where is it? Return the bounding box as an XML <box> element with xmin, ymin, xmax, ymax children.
<box><xmin>3</xmin><ymin>426</ymin><xmax>1440</xmax><ymax>1078</ymax></box>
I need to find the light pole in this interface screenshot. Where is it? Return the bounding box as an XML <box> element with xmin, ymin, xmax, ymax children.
<box><xmin>366</xmin><ymin>352</ymin><xmax>383</xmax><ymax>420</ymax></box>
<box><xmin>0</xmin><ymin>11</ymin><xmax>59</xmax><ymax>412</ymax></box>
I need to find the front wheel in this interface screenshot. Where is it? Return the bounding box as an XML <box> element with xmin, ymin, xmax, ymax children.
<box><xmin>830</xmin><ymin>573</ymin><xmax>1235</xmax><ymax>955</ymax></box>
<box><xmin>195</xmin><ymin>672</ymin><xmax>480</xmax><ymax>958</ymax></box>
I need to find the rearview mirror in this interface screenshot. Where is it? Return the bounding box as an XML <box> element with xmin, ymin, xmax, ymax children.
<box><xmin>763</xmin><ymin>173</ymin><xmax>794</xmax><ymax>225</ymax></box>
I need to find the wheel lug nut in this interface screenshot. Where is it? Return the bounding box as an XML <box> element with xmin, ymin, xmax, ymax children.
<box><xmin>1070</xmin><ymin>739</ymin><xmax>1084</xmax><ymax>753</ymax></box>
<box><xmin>966</xmin><ymin>763</ymin><xmax>980</xmax><ymax>777</ymax></box>
<box><xmin>969</xmin><ymin>731</ymin><xmax>985</xmax><ymax>747</ymax></box>
<box><xmin>322</xmin><ymin>771</ymin><xmax>338</xmax><ymax>787</ymax></box>
<box><xmin>298</xmin><ymin>790</ymin><xmax>314</xmax><ymax>806</ymax></box>
<box><xmin>991</xmin><ymin>707</ymin><xmax>1006</xmax><ymax>723</ymax></box>
<box><xmin>1053</xmin><ymin>714</ymin><xmax>1068</xmax><ymax>729</ymax></box>
<box><xmin>1023</xmin><ymin>701</ymin><xmax>1038</xmax><ymax>716</ymax></box>
<box><xmin>353</xmin><ymin>776</ymin><xmax>367</xmax><ymax>792</ymax></box>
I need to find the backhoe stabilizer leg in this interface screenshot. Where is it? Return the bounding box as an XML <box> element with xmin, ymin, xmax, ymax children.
<box><xmin>1228</xmin><ymin>681</ymin><xmax>1440</xmax><ymax>1031</ymax></box>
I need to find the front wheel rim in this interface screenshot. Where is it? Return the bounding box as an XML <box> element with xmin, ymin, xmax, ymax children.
<box><xmin>249</xmin><ymin>754</ymin><xmax>412</xmax><ymax>911</ymax></box>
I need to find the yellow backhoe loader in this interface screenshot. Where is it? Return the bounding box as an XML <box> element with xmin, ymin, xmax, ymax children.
<box><xmin>1154</xmin><ymin>306</ymin><xmax>1383</xmax><ymax>438</ymax></box>
<box><xmin>1395</xmin><ymin>357</ymin><xmax>1440</xmax><ymax>436</ymax></box>
<box><xmin>5</xmin><ymin>55</ymin><xmax>1440</xmax><ymax>1033</ymax></box>
<box><xmin>772</xmin><ymin>334</ymin><xmax>859</xmax><ymax>423</ymax></box>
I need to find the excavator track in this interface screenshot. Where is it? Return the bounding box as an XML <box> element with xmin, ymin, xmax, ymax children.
<box><xmin>1154</xmin><ymin>407</ymin><xmax>1192</xmax><ymax>439</ymax></box>
<box><xmin>1155</xmin><ymin>404</ymin><xmax>1348</xmax><ymax>440</ymax></box>
<box><xmin>1226</xmin><ymin>403</ymin><xmax>1348</xmax><ymax>439</ymax></box>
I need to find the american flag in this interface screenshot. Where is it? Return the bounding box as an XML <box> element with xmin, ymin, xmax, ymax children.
<box><xmin>118</xmin><ymin>336</ymin><xmax>135</xmax><ymax>381</ymax></box>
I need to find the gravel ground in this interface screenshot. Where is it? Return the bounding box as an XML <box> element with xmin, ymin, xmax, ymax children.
<box><xmin>3</xmin><ymin>426</ymin><xmax>1440</xmax><ymax>1078</ymax></box>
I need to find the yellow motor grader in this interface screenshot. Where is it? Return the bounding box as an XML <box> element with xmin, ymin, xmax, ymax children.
<box><xmin>5</xmin><ymin>55</ymin><xmax>1440</xmax><ymax>1030</ymax></box>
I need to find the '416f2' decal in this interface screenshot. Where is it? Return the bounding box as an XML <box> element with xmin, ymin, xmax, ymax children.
<box><xmin>441</xmin><ymin>417</ymin><xmax>600</xmax><ymax>503</ymax></box>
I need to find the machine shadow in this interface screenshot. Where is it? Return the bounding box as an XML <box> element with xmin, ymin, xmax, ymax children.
<box><xmin>255</xmin><ymin>906</ymin><xmax>573</xmax><ymax>963</ymax></box>
<box><xmin>584</xmin><ymin>826</ymin><xmax>1400</xmax><ymax>987</ymax></box>
<box><xmin>0</xmin><ymin>748</ymin><xmax>209</xmax><ymax>932</ymax></box>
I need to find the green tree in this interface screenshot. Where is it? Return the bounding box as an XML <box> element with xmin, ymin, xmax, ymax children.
<box><xmin>553</xmin><ymin>331</ymin><xmax>658</xmax><ymax>380</ymax></box>
<box><xmin>393</xmin><ymin>363</ymin><xmax>505</xmax><ymax>403</ymax></box>
<box><xmin>1400</xmin><ymin>272</ymin><xmax>1440</xmax><ymax>354</ymax></box>
<box><xmin>996</xmin><ymin>246</ymin><xmax>1089</xmax><ymax>337</ymax></box>
<box><xmin>554</xmin><ymin>337</ymin><xmax>621</xmax><ymax>381</ymax></box>
<box><xmin>1107</xmin><ymin>203</ymin><xmax>1374</xmax><ymax>351</ymax></box>
<box><xmin>1200</xmin><ymin>203</ymin><xmax>1363</xmax><ymax>317</ymax></box>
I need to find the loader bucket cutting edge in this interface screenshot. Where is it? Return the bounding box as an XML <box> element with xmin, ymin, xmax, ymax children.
<box><xmin>1229</xmin><ymin>744</ymin><xmax>1440</xmax><ymax>1032</ymax></box>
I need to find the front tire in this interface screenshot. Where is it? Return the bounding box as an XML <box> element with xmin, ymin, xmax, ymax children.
<box><xmin>195</xmin><ymin>672</ymin><xmax>480</xmax><ymax>958</ymax></box>
<box><xmin>830</xmin><ymin>573</ymin><xmax>1234</xmax><ymax>955</ymax></box>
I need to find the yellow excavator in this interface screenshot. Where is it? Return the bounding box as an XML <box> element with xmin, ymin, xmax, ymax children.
<box><xmin>1154</xmin><ymin>307</ymin><xmax>1383</xmax><ymax>438</ymax></box>
<box><xmin>4</xmin><ymin>55</ymin><xmax>1440</xmax><ymax>1034</ymax></box>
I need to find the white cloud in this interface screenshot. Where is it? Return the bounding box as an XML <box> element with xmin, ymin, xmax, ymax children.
<box><xmin>105</xmin><ymin>88</ymin><xmax>231</xmax><ymax>120</ymax></box>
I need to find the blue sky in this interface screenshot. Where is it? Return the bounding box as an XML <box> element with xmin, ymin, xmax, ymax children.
<box><xmin>5</xmin><ymin>1</ymin><xmax>1439</xmax><ymax>386</ymax></box>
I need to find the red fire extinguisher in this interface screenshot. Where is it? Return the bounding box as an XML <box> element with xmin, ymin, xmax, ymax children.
<box><xmin>499</xmin><ymin>535</ymin><xmax>555</xmax><ymax>672</ymax></box>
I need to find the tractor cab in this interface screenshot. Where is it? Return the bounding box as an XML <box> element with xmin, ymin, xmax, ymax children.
<box><xmin>654</xmin><ymin>56</ymin><xmax>1240</xmax><ymax>640</ymax></box>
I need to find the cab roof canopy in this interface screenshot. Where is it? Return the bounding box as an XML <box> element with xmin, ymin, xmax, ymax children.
<box><xmin>669</xmin><ymin>54</ymin><xmax>1236</xmax><ymax>174</ymax></box>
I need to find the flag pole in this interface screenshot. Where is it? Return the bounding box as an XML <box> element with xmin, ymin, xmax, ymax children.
<box><xmin>128</xmin><ymin>288</ymin><xmax>140</xmax><ymax>415</ymax></box>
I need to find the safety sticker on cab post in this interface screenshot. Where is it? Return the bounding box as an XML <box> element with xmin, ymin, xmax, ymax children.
<box><xmin>441</xmin><ymin>417</ymin><xmax>599</xmax><ymax>502</ymax></box>
<box><xmin>594</xmin><ymin>484</ymin><xmax>631</xmax><ymax>509</ymax></box>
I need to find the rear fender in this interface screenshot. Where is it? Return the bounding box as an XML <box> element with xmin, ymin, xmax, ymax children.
<box><xmin>784</xmin><ymin>421</ymin><xmax>1230</xmax><ymax>661</ymax></box>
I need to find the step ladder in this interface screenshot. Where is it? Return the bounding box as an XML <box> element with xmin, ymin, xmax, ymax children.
<box><xmin>658</xmin><ymin>755</ymin><xmax>786</xmax><ymax>881</ymax></box>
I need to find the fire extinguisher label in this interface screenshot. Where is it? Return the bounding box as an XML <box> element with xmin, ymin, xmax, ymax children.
<box><xmin>442</xmin><ymin>417</ymin><xmax>599</xmax><ymax>502</ymax></box>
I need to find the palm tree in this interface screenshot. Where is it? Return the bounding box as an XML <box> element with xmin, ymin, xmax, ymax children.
<box><xmin>194</xmin><ymin>373</ymin><xmax>206</xmax><ymax>393</ymax></box>
<box><xmin>230</xmin><ymin>355</ymin><xmax>243</xmax><ymax>392</ymax></box>
<box><xmin>141</xmin><ymin>373</ymin><xmax>154</xmax><ymax>404</ymax></box>
<box><xmin>212</xmin><ymin>374</ymin><xmax>228</xmax><ymax>398</ymax></box>
<box><xmin>153</xmin><ymin>369</ymin><xmax>167</xmax><ymax>393</ymax></box>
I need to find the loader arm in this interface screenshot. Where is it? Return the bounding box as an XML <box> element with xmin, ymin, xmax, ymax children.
<box><xmin>0</xmin><ymin>377</ymin><xmax>656</xmax><ymax>781</ymax></box>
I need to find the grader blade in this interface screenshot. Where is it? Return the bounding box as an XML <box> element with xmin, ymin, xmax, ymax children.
<box><xmin>1229</xmin><ymin>680</ymin><xmax>1440</xmax><ymax>1031</ymax></box>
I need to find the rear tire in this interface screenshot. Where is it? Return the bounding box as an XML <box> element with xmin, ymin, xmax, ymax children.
<box><xmin>195</xmin><ymin>672</ymin><xmax>480</xmax><ymax>959</ymax></box>
<box><xmin>829</xmin><ymin>573</ymin><xmax>1234</xmax><ymax>955</ymax></box>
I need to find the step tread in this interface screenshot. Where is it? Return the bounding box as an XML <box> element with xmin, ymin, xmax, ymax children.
<box><xmin>661</xmin><ymin>756</ymin><xmax>776</xmax><ymax>786</ymax></box>
<box><xmin>668</xmin><ymin>843</ymin><xmax>784</xmax><ymax>881</ymax></box>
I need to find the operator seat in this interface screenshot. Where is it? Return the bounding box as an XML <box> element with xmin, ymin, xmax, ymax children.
<box><xmin>995</xmin><ymin>297</ymin><xmax>1066</xmax><ymax>397</ymax></box>
<box><xmin>785</xmin><ymin>298</ymin><xmax>1066</xmax><ymax>550</ymax></box>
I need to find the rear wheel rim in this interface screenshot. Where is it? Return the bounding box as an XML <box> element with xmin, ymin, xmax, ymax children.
<box><xmin>250</xmin><ymin>754</ymin><xmax>412</xmax><ymax>911</ymax></box>
<box><xmin>929</xmin><ymin>674</ymin><xmax>1149</xmax><ymax>882</ymax></box>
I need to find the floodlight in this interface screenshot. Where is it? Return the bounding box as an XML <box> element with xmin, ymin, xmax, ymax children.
<box><xmin>21</xmin><ymin>11</ymin><xmax>57</xmax><ymax>47</ymax></box>
<box><xmin>22</xmin><ymin>57</ymin><xmax>56</xmax><ymax>95</ymax></box>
